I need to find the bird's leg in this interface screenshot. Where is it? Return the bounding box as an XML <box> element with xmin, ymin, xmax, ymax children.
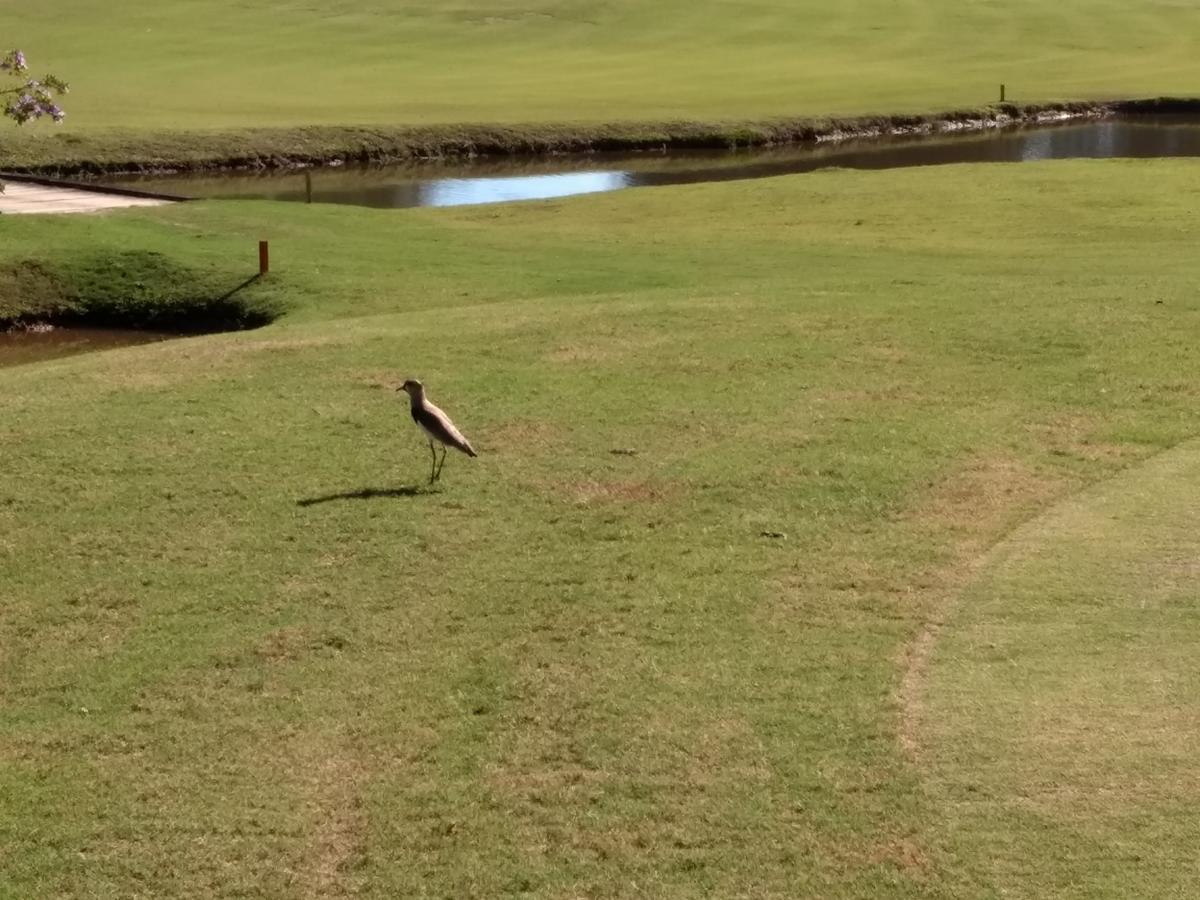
<box><xmin>428</xmin><ymin>441</ymin><xmax>438</xmax><ymax>484</ymax></box>
<box><xmin>434</xmin><ymin>445</ymin><xmax>448</xmax><ymax>481</ymax></box>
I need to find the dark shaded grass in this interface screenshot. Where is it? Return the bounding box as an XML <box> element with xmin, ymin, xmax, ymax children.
<box><xmin>0</xmin><ymin>250</ymin><xmax>279</xmax><ymax>332</ymax></box>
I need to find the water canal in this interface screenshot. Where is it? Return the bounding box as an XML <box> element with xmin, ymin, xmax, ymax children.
<box><xmin>0</xmin><ymin>327</ymin><xmax>171</xmax><ymax>368</ymax></box>
<box><xmin>99</xmin><ymin>115</ymin><xmax>1200</xmax><ymax>209</ymax></box>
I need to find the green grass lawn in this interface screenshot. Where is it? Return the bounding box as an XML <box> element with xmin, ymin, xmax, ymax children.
<box><xmin>2</xmin><ymin>160</ymin><xmax>1200</xmax><ymax>897</ymax></box>
<box><xmin>15</xmin><ymin>0</ymin><xmax>1200</xmax><ymax>132</ymax></box>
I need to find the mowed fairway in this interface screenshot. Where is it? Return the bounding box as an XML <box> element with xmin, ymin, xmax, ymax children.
<box><xmin>921</xmin><ymin>437</ymin><xmax>1200</xmax><ymax>898</ymax></box>
<box><xmin>14</xmin><ymin>0</ymin><xmax>1200</xmax><ymax>132</ymax></box>
<box><xmin>1</xmin><ymin>160</ymin><xmax>1199</xmax><ymax>896</ymax></box>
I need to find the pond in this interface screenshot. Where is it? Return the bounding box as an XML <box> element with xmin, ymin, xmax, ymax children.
<box><xmin>98</xmin><ymin>115</ymin><xmax>1200</xmax><ymax>210</ymax></box>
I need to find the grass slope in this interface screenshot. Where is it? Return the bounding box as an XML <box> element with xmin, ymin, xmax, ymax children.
<box><xmin>1</xmin><ymin>160</ymin><xmax>1199</xmax><ymax>897</ymax></box>
<box><xmin>0</xmin><ymin>250</ymin><xmax>276</xmax><ymax>330</ymax></box>
<box><xmin>13</xmin><ymin>0</ymin><xmax>1200</xmax><ymax>132</ymax></box>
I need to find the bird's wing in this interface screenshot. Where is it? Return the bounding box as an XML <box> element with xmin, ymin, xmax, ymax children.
<box><xmin>421</xmin><ymin>402</ymin><xmax>477</xmax><ymax>456</ymax></box>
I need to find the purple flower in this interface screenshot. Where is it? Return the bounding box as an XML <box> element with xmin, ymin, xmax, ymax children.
<box><xmin>2</xmin><ymin>50</ymin><xmax>66</xmax><ymax>124</ymax></box>
<box><xmin>0</xmin><ymin>49</ymin><xmax>28</xmax><ymax>73</ymax></box>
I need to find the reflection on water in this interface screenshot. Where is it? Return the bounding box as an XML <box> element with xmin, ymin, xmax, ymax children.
<box><xmin>100</xmin><ymin>116</ymin><xmax>1200</xmax><ymax>210</ymax></box>
<box><xmin>0</xmin><ymin>327</ymin><xmax>171</xmax><ymax>368</ymax></box>
<box><xmin>424</xmin><ymin>171</ymin><xmax>631</xmax><ymax>205</ymax></box>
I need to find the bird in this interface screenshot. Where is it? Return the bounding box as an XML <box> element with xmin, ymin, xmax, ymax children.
<box><xmin>397</xmin><ymin>379</ymin><xmax>477</xmax><ymax>483</ymax></box>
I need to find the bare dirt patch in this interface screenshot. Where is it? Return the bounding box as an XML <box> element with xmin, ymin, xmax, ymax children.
<box><xmin>1026</xmin><ymin>413</ymin><xmax>1143</xmax><ymax>464</ymax></box>
<box><xmin>485</xmin><ymin>419</ymin><xmax>569</xmax><ymax>454</ymax></box>
<box><xmin>255</xmin><ymin>626</ymin><xmax>310</xmax><ymax>663</ymax></box>
<box><xmin>568</xmin><ymin>479</ymin><xmax>672</xmax><ymax>505</ymax></box>
<box><xmin>907</xmin><ymin>454</ymin><xmax>1065</xmax><ymax>556</ymax></box>
<box><xmin>860</xmin><ymin>837</ymin><xmax>932</xmax><ymax>875</ymax></box>
<box><xmin>286</xmin><ymin>733</ymin><xmax>368</xmax><ymax>899</ymax></box>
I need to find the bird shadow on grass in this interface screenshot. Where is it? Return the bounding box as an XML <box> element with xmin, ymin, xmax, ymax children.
<box><xmin>296</xmin><ymin>485</ymin><xmax>435</xmax><ymax>507</ymax></box>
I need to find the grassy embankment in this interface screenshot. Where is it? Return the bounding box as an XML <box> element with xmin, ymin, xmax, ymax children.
<box><xmin>0</xmin><ymin>249</ymin><xmax>276</xmax><ymax>332</ymax></box>
<box><xmin>6</xmin><ymin>0</ymin><xmax>1200</xmax><ymax>170</ymax></box>
<box><xmin>2</xmin><ymin>160</ymin><xmax>1199</xmax><ymax>897</ymax></box>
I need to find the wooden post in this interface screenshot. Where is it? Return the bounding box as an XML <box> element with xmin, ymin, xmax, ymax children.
<box><xmin>258</xmin><ymin>240</ymin><xmax>269</xmax><ymax>275</ymax></box>
<box><xmin>1000</xmin><ymin>83</ymin><xmax>1006</xmax><ymax>103</ymax></box>
<box><xmin>304</xmin><ymin>170</ymin><xmax>313</xmax><ymax>204</ymax></box>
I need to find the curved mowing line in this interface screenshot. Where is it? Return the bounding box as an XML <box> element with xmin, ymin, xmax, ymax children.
<box><xmin>899</xmin><ymin>441</ymin><xmax>1180</xmax><ymax>756</ymax></box>
<box><xmin>897</xmin><ymin>439</ymin><xmax>1188</xmax><ymax>757</ymax></box>
<box><xmin>911</xmin><ymin>438</ymin><xmax>1200</xmax><ymax>893</ymax></box>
